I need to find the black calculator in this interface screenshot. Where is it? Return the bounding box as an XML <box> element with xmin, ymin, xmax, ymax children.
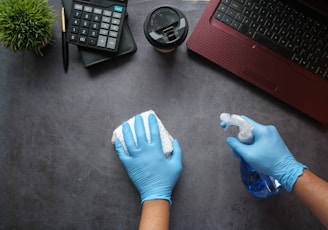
<box><xmin>66</xmin><ymin>0</ymin><xmax>128</xmax><ymax>53</ymax></box>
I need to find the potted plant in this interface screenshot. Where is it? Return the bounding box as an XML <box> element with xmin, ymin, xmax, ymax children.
<box><xmin>0</xmin><ymin>0</ymin><xmax>56</xmax><ymax>55</ymax></box>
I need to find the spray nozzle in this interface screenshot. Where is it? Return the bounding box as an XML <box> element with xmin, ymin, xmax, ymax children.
<box><xmin>220</xmin><ymin>113</ymin><xmax>254</xmax><ymax>143</ymax></box>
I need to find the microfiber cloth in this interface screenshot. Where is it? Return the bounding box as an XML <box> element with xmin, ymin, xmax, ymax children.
<box><xmin>111</xmin><ymin>110</ymin><xmax>174</xmax><ymax>157</ymax></box>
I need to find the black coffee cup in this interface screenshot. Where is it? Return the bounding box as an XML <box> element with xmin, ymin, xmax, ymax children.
<box><xmin>143</xmin><ymin>5</ymin><xmax>189</xmax><ymax>53</ymax></box>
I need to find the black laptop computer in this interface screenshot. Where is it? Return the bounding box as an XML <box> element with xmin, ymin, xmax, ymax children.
<box><xmin>187</xmin><ymin>0</ymin><xmax>328</xmax><ymax>123</ymax></box>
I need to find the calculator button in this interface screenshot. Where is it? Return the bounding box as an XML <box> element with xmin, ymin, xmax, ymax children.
<box><xmin>90</xmin><ymin>30</ymin><xmax>98</xmax><ymax>37</ymax></box>
<box><xmin>114</xmin><ymin>5</ymin><xmax>123</xmax><ymax>13</ymax></box>
<box><xmin>79</xmin><ymin>36</ymin><xmax>87</xmax><ymax>43</ymax></box>
<box><xmin>97</xmin><ymin>35</ymin><xmax>107</xmax><ymax>47</ymax></box>
<box><xmin>94</xmin><ymin>8</ymin><xmax>102</xmax><ymax>14</ymax></box>
<box><xmin>93</xmin><ymin>15</ymin><xmax>101</xmax><ymax>22</ymax></box>
<box><xmin>74</xmin><ymin>11</ymin><xmax>82</xmax><ymax>18</ymax></box>
<box><xmin>100</xmin><ymin>22</ymin><xmax>110</xmax><ymax>29</ymax></box>
<box><xmin>82</xmin><ymin>21</ymin><xmax>90</xmax><ymax>28</ymax></box>
<box><xmin>81</xmin><ymin>29</ymin><xmax>88</xmax><ymax>36</ymax></box>
<box><xmin>72</xmin><ymin>27</ymin><xmax>79</xmax><ymax>33</ymax></box>
<box><xmin>111</xmin><ymin>19</ymin><xmax>120</xmax><ymax>25</ymax></box>
<box><xmin>99</xmin><ymin>29</ymin><xmax>109</xmax><ymax>36</ymax></box>
<box><xmin>69</xmin><ymin>34</ymin><xmax>78</xmax><ymax>41</ymax></box>
<box><xmin>109</xmin><ymin>31</ymin><xmax>118</xmax><ymax>38</ymax></box>
<box><xmin>83</xmin><ymin>12</ymin><xmax>91</xmax><ymax>20</ymax></box>
<box><xmin>73</xmin><ymin>19</ymin><xmax>80</xmax><ymax>26</ymax></box>
<box><xmin>84</xmin><ymin>6</ymin><xmax>93</xmax><ymax>13</ymax></box>
<box><xmin>89</xmin><ymin>38</ymin><xmax>97</xmax><ymax>45</ymax></box>
<box><xmin>107</xmin><ymin>37</ymin><xmax>116</xmax><ymax>49</ymax></box>
<box><xmin>74</xmin><ymin>4</ymin><xmax>83</xmax><ymax>11</ymax></box>
<box><xmin>110</xmin><ymin>25</ymin><xmax>119</xmax><ymax>31</ymax></box>
<box><xmin>91</xmin><ymin>22</ymin><xmax>99</xmax><ymax>30</ymax></box>
<box><xmin>102</xmin><ymin>16</ymin><xmax>111</xmax><ymax>23</ymax></box>
<box><xmin>113</xmin><ymin>12</ymin><xmax>122</xmax><ymax>19</ymax></box>
<box><xmin>103</xmin><ymin>10</ymin><xmax>112</xmax><ymax>17</ymax></box>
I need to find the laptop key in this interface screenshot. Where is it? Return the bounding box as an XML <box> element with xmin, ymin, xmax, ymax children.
<box><xmin>238</xmin><ymin>23</ymin><xmax>249</xmax><ymax>34</ymax></box>
<box><xmin>222</xmin><ymin>15</ymin><xmax>233</xmax><ymax>25</ymax></box>
<box><xmin>231</xmin><ymin>20</ymin><xmax>241</xmax><ymax>30</ymax></box>
<box><xmin>234</xmin><ymin>0</ymin><xmax>245</xmax><ymax>4</ymax></box>
<box><xmin>253</xmin><ymin>33</ymin><xmax>293</xmax><ymax>60</ymax></box>
<box><xmin>215</xmin><ymin>11</ymin><xmax>224</xmax><ymax>20</ymax></box>
<box><xmin>247</xmin><ymin>29</ymin><xmax>255</xmax><ymax>38</ymax></box>
<box><xmin>230</xmin><ymin>2</ymin><xmax>243</xmax><ymax>12</ymax></box>
<box><xmin>235</xmin><ymin>13</ymin><xmax>244</xmax><ymax>22</ymax></box>
<box><xmin>222</xmin><ymin>0</ymin><xmax>232</xmax><ymax>4</ymax></box>
<box><xmin>218</xmin><ymin>4</ymin><xmax>228</xmax><ymax>13</ymax></box>
<box><xmin>226</xmin><ymin>8</ymin><xmax>237</xmax><ymax>18</ymax></box>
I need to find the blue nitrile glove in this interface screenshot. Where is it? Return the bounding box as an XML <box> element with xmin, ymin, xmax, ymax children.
<box><xmin>114</xmin><ymin>114</ymin><xmax>183</xmax><ymax>205</ymax></box>
<box><xmin>222</xmin><ymin>116</ymin><xmax>307</xmax><ymax>192</ymax></box>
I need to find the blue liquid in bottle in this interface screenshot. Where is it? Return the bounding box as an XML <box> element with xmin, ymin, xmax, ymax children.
<box><xmin>240</xmin><ymin>159</ymin><xmax>281</xmax><ymax>198</ymax></box>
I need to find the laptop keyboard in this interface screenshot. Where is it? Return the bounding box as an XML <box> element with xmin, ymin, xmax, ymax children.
<box><xmin>214</xmin><ymin>0</ymin><xmax>328</xmax><ymax>80</ymax></box>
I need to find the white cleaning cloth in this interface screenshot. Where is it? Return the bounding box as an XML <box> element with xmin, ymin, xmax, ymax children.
<box><xmin>111</xmin><ymin>110</ymin><xmax>174</xmax><ymax>158</ymax></box>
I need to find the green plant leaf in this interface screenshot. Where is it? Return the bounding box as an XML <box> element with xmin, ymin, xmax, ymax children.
<box><xmin>0</xmin><ymin>0</ymin><xmax>56</xmax><ymax>55</ymax></box>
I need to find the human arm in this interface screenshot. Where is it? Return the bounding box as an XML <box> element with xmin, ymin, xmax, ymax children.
<box><xmin>293</xmin><ymin>169</ymin><xmax>328</xmax><ymax>228</ymax></box>
<box><xmin>114</xmin><ymin>113</ymin><xmax>183</xmax><ymax>229</ymax></box>
<box><xmin>139</xmin><ymin>200</ymin><xmax>170</xmax><ymax>230</ymax></box>
<box><xmin>222</xmin><ymin>116</ymin><xmax>328</xmax><ymax>226</ymax></box>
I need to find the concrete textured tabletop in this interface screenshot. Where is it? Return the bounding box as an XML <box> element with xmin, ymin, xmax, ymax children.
<box><xmin>0</xmin><ymin>0</ymin><xmax>327</xmax><ymax>229</ymax></box>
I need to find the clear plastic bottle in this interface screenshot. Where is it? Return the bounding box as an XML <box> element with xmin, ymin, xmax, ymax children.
<box><xmin>220</xmin><ymin>113</ymin><xmax>282</xmax><ymax>198</ymax></box>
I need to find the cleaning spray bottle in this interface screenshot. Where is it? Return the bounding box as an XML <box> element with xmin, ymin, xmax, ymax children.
<box><xmin>220</xmin><ymin>113</ymin><xmax>282</xmax><ymax>198</ymax></box>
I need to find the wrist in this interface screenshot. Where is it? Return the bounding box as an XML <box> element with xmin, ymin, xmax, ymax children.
<box><xmin>143</xmin><ymin>199</ymin><xmax>170</xmax><ymax>206</ymax></box>
<box><xmin>139</xmin><ymin>200</ymin><xmax>170</xmax><ymax>230</ymax></box>
<box><xmin>279</xmin><ymin>161</ymin><xmax>308</xmax><ymax>192</ymax></box>
<box><xmin>141</xmin><ymin>194</ymin><xmax>172</xmax><ymax>206</ymax></box>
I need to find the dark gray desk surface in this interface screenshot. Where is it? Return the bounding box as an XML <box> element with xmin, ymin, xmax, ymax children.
<box><xmin>1</xmin><ymin>0</ymin><xmax>327</xmax><ymax>229</ymax></box>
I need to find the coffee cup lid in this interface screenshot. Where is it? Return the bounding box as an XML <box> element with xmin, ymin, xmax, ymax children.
<box><xmin>144</xmin><ymin>5</ymin><xmax>189</xmax><ymax>50</ymax></box>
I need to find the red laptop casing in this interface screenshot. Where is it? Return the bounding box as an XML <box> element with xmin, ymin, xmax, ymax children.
<box><xmin>187</xmin><ymin>0</ymin><xmax>328</xmax><ymax>123</ymax></box>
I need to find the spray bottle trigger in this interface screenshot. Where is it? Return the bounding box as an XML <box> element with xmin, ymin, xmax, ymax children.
<box><xmin>220</xmin><ymin>113</ymin><xmax>254</xmax><ymax>143</ymax></box>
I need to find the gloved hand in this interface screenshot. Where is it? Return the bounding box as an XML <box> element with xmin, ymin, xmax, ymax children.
<box><xmin>222</xmin><ymin>116</ymin><xmax>307</xmax><ymax>192</ymax></box>
<box><xmin>114</xmin><ymin>114</ymin><xmax>183</xmax><ymax>205</ymax></box>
